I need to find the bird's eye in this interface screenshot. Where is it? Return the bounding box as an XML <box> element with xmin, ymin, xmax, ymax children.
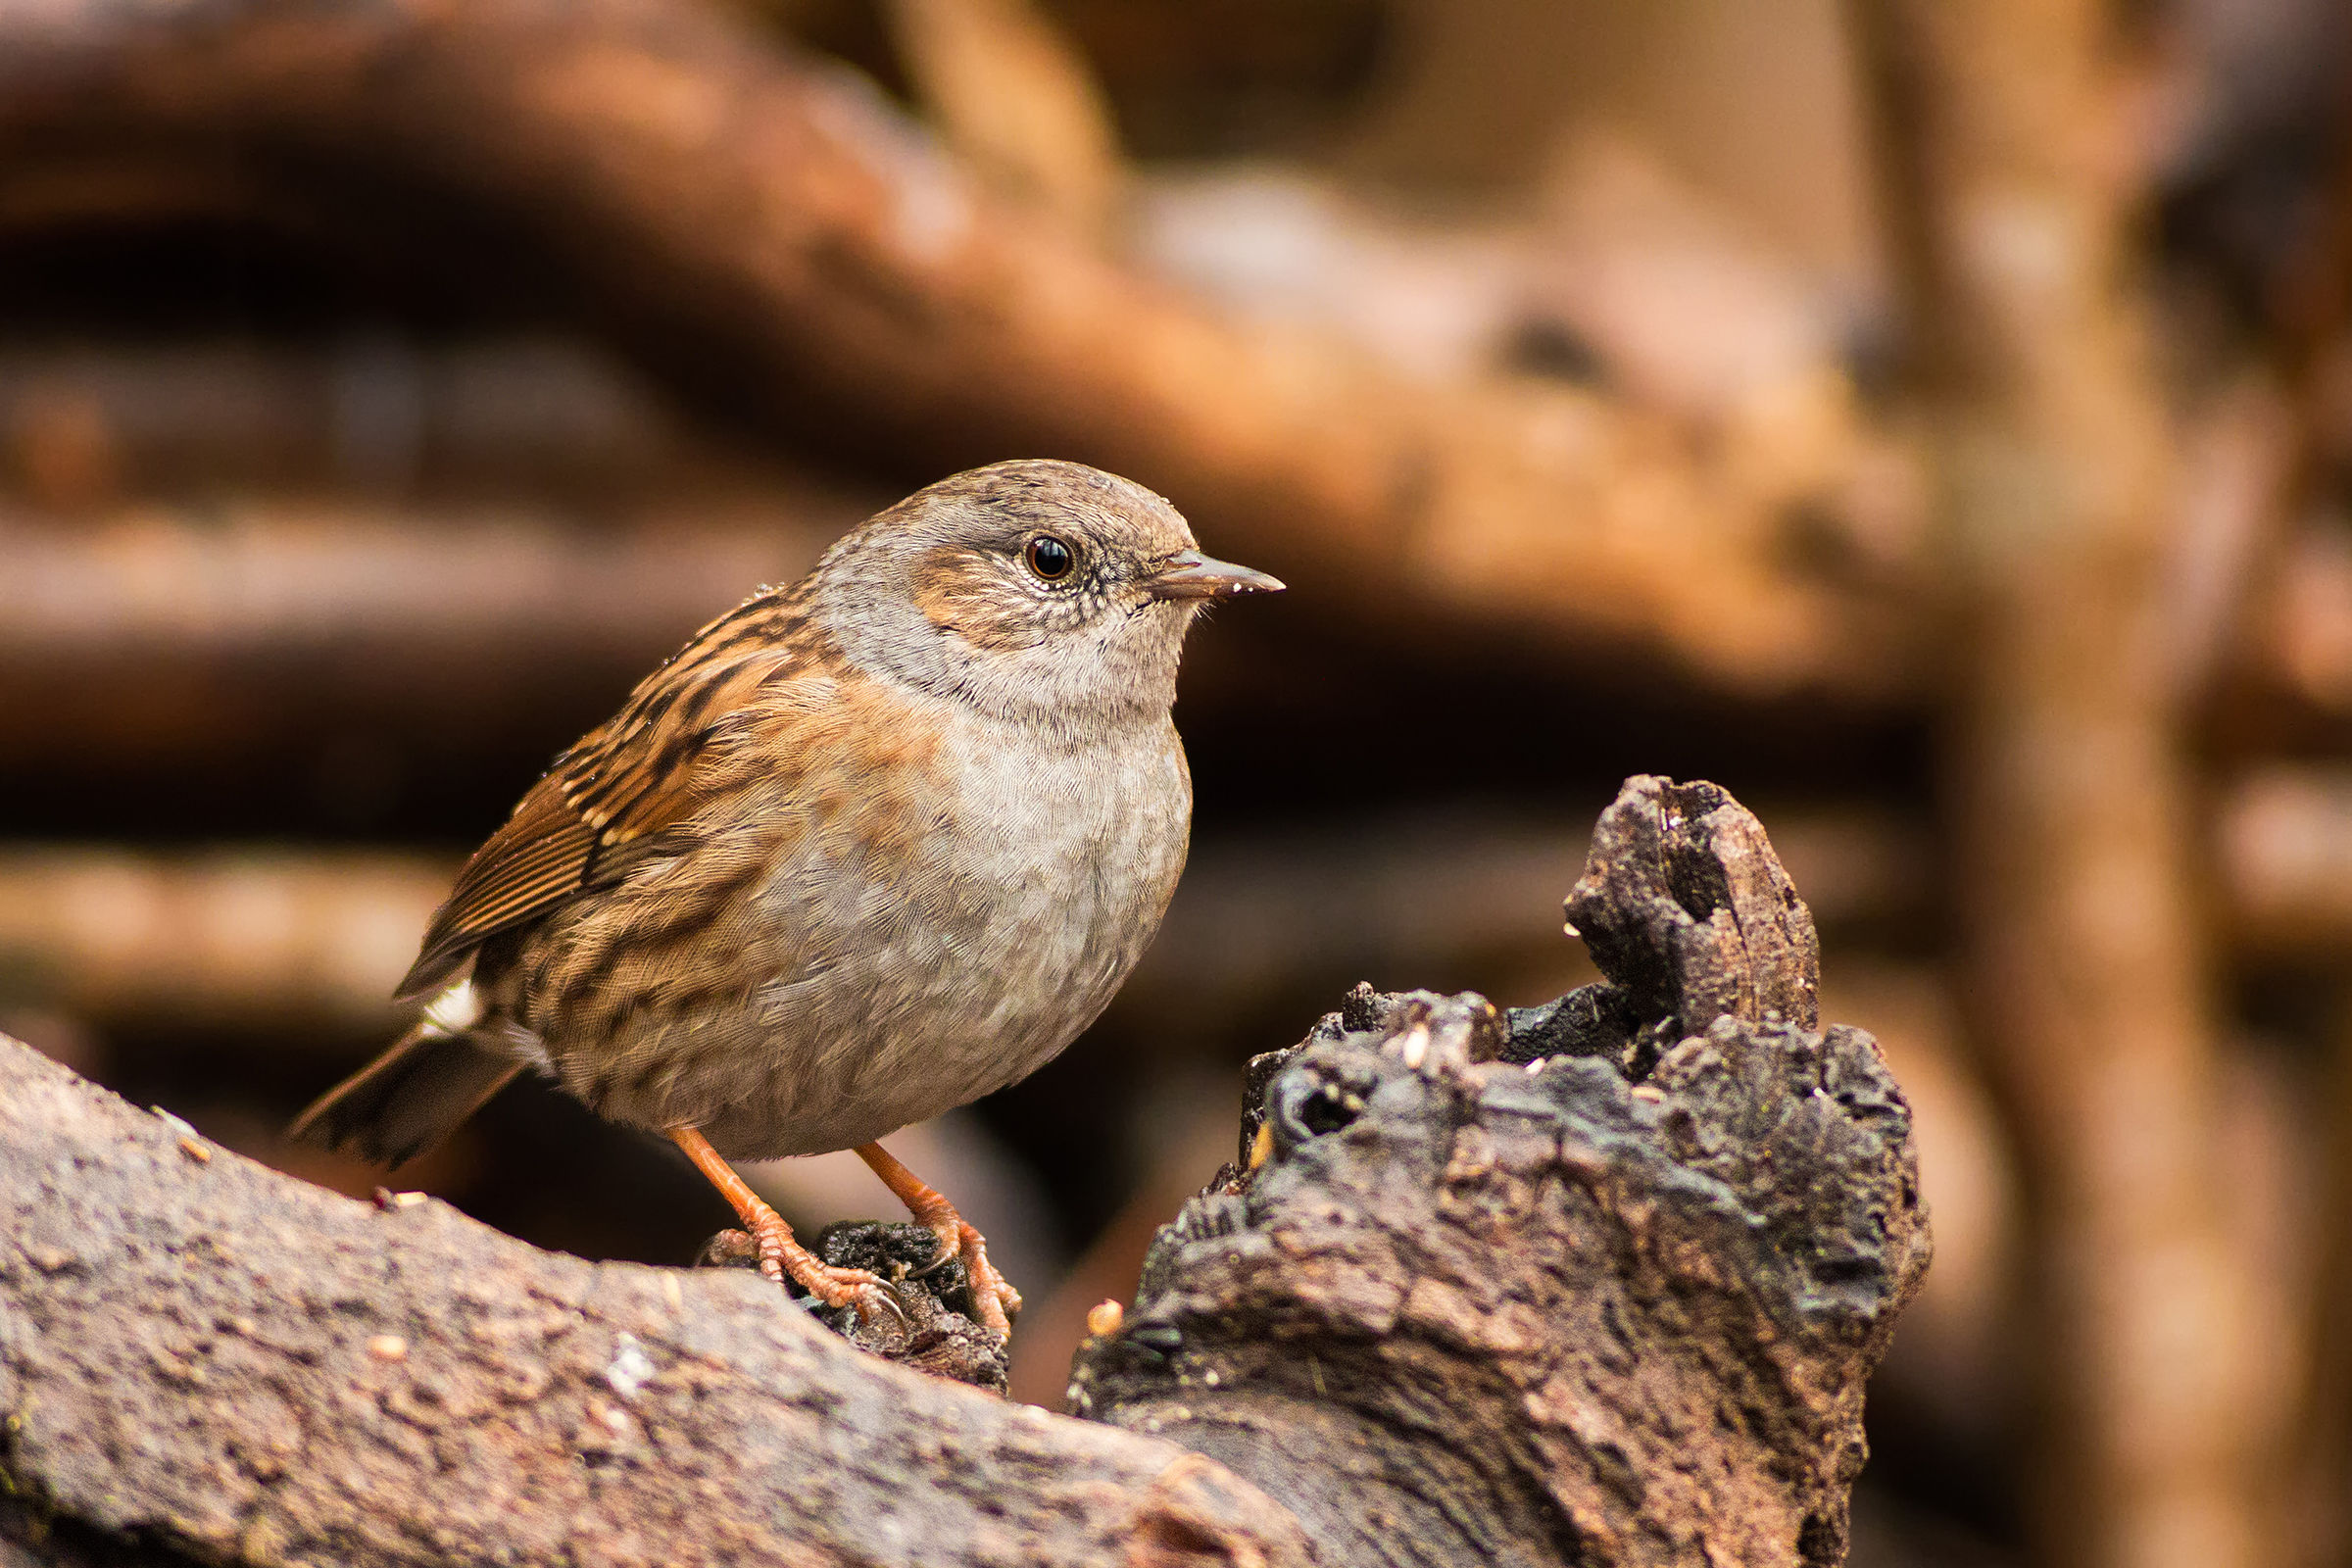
<box><xmin>1024</xmin><ymin>534</ymin><xmax>1075</xmax><ymax>581</ymax></box>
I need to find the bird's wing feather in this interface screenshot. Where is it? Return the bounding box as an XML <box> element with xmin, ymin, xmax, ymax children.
<box><xmin>396</xmin><ymin>591</ymin><xmax>816</xmax><ymax>999</ymax></box>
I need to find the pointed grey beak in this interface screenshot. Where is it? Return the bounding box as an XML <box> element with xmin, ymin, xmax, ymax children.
<box><xmin>1143</xmin><ymin>549</ymin><xmax>1286</xmax><ymax>602</ymax></box>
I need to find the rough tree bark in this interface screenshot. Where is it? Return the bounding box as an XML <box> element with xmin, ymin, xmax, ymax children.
<box><xmin>0</xmin><ymin>777</ymin><xmax>1928</xmax><ymax>1567</ymax></box>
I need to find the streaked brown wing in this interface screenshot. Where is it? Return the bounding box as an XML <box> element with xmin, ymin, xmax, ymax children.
<box><xmin>395</xmin><ymin>590</ymin><xmax>814</xmax><ymax>999</ymax></box>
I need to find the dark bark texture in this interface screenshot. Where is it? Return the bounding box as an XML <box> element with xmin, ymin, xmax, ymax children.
<box><xmin>1072</xmin><ymin>777</ymin><xmax>1928</xmax><ymax>1567</ymax></box>
<box><xmin>0</xmin><ymin>776</ymin><xmax>1928</xmax><ymax>1567</ymax></box>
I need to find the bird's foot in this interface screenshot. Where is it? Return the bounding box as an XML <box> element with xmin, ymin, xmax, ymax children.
<box><xmin>740</xmin><ymin>1211</ymin><xmax>907</xmax><ymax>1326</ymax></box>
<box><xmin>855</xmin><ymin>1141</ymin><xmax>1022</xmax><ymax>1337</ymax></box>
<box><xmin>669</xmin><ymin>1123</ymin><xmax>906</xmax><ymax>1326</ymax></box>
<box><xmin>910</xmin><ymin>1216</ymin><xmax>1022</xmax><ymax>1338</ymax></box>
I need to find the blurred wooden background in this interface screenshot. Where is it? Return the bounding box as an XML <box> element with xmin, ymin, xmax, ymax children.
<box><xmin>2</xmin><ymin>2</ymin><xmax>2350</xmax><ymax>1565</ymax></box>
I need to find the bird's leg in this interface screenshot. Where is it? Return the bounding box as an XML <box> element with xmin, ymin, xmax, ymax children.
<box><xmin>856</xmin><ymin>1141</ymin><xmax>1022</xmax><ymax>1337</ymax></box>
<box><xmin>666</xmin><ymin>1126</ymin><xmax>903</xmax><ymax>1324</ymax></box>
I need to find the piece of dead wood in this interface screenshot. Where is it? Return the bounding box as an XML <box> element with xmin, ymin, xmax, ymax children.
<box><xmin>0</xmin><ymin>1039</ymin><xmax>1309</xmax><ymax>1566</ymax></box>
<box><xmin>0</xmin><ymin>775</ymin><xmax>1925</xmax><ymax>1566</ymax></box>
<box><xmin>1074</xmin><ymin>777</ymin><xmax>1928</xmax><ymax>1565</ymax></box>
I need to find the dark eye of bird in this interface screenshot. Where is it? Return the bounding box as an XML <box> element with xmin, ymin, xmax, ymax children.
<box><xmin>1024</xmin><ymin>533</ymin><xmax>1075</xmax><ymax>581</ymax></box>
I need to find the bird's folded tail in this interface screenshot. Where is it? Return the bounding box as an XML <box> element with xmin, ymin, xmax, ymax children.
<box><xmin>289</xmin><ymin>1017</ymin><xmax>521</xmax><ymax>1169</ymax></box>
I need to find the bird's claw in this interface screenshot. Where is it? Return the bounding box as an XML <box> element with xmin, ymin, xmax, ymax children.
<box><xmin>787</xmin><ymin>1258</ymin><xmax>911</xmax><ymax>1329</ymax></box>
<box><xmin>742</xmin><ymin>1217</ymin><xmax>910</xmax><ymax>1327</ymax></box>
<box><xmin>841</xmin><ymin>1277</ymin><xmax>913</xmax><ymax>1329</ymax></box>
<box><xmin>907</xmin><ymin>1233</ymin><xmax>959</xmax><ymax>1281</ymax></box>
<box><xmin>910</xmin><ymin>1218</ymin><xmax>1020</xmax><ymax>1337</ymax></box>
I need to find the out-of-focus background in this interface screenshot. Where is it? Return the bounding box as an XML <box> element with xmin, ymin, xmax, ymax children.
<box><xmin>1</xmin><ymin>0</ymin><xmax>2348</xmax><ymax>1563</ymax></box>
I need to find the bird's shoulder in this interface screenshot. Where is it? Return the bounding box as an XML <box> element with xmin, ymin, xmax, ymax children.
<box><xmin>396</xmin><ymin>585</ymin><xmax>847</xmax><ymax>998</ymax></box>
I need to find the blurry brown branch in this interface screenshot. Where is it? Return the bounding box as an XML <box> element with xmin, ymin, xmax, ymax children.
<box><xmin>0</xmin><ymin>848</ymin><xmax>449</xmax><ymax>1033</ymax></box>
<box><xmin>6</xmin><ymin>491</ymin><xmax>2350</xmax><ymax>777</ymax></box>
<box><xmin>878</xmin><ymin>0</ymin><xmax>1124</xmax><ymax>231</ymax></box>
<box><xmin>2252</xmin><ymin>518</ymin><xmax>2352</xmax><ymax>729</ymax></box>
<box><xmin>0</xmin><ymin>808</ymin><xmax>1931</xmax><ymax>1040</ymax></box>
<box><xmin>0</xmin><ymin>503</ymin><xmax>841</xmax><ymax>661</ymax></box>
<box><xmin>2217</xmin><ymin>768</ymin><xmax>2352</xmax><ymax>958</ymax></box>
<box><xmin>0</xmin><ymin>342</ymin><xmax>776</xmax><ymax>506</ymax></box>
<box><xmin>1849</xmin><ymin>3</ymin><xmax>2292</xmax><ymax>1567</ymax></box>
<box><xmin>0</xmin><ymin>0</ymin><xmax>1913</xmax><ymax>699</ymax></box>
<box><xmin>2303</xmin><ymin>996</ymin><xmax>2352</xmax><ymax>1568</ymax></box>
<box><xmin>0</xmin><ymin>776</ymin><xmax>1925</xmax><ymax>1568</ymax></box>
<box><xmin>0</xmin><ymin>499</ymin><xmax>854</xmax><ymax>759</ymax></box>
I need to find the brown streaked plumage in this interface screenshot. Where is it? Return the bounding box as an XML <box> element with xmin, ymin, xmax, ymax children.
<box><xmin>291</xmin><ymin>460</ymin><xmax>1283</xmax><ymax>1335</ymax></box>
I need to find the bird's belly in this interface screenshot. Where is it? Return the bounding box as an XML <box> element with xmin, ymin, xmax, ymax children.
<box><xmin>729</xmin><ymin>904</ymin><xmax>1118</xmax><ymax>1155</ymax></box>
<box><xmin>531</xmin><ymin>718</ymin><xmax>1189</xmax><ymax>1158</ymax></box>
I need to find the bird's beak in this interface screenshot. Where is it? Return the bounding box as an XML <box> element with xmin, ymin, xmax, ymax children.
<box><xmin>1143</xmin><ymin>550</ymin><xmax>1286</xmax><ymax>602</ymax></box>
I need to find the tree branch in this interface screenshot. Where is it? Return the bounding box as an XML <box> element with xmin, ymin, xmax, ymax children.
<box><xmin>0</xmin><ymin>1038</ymin><xmax>1316</xmax><ymax>1566</ymax></box>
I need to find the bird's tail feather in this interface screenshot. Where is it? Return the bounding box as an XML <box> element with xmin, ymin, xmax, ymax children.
<box><xmin>289</xmin><ymin>1024</ymin><xmax>521</xmax><ymax>1168</ymax></box>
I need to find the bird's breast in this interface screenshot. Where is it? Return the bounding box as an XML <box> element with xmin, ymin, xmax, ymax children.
<box><xmin>514</xmin><ymin>690</ymin><xmax>1192</xmax><ymax>1155</ymax></box>
<box><xmin>837</xmin><ymin>706</ymin><xmax>1191</xmax><ymax>1024</ymax></box>
<box><xmin>736</xmin><ymin>704</ymin><xmax>1190</xmax><ymax>1149</ymax></box>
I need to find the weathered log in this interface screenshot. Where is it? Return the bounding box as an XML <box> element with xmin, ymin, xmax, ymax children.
<box><xmin>1070</xmin><ymin>778</ymin><xmax>1927</xmax><ymax>1565</ymax></box>
<box><xmin>0</xmin><ymin>776</ymin><xmax>1926</xmax><ymax>1566</ymax></box>
<box><xmin>0</xmin><ymin>1041</ymin><xmax>1313</xmax><ymax>1567</ymax></box>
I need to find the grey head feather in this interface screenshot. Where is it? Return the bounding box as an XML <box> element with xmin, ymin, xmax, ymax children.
<box><xmin>815</xmin><ymin>459</ymin><xmax>1207</xmax><ymax>731</ymax></box>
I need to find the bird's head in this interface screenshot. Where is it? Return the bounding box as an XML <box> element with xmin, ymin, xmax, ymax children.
<box><xmin>817</xmin><ymin>460</ymin><xmax>1283</xmax><ymax>730</ymax></box>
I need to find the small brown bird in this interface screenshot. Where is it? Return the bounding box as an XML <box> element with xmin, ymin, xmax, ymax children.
<box><xmin>293</xmin><ymin>460</ymin><xmax>1281</xmax><ymax>1334</ymax></box>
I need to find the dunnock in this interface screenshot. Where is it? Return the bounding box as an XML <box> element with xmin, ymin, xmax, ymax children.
<box><xmin>292</xmin><ymin>460</ymin><xmax>1281</xmax><ymax>1334</ymax></box>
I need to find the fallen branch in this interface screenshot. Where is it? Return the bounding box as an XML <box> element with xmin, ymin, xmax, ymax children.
<box><xmin>0</xmin><ymin>1039</ymin><xmax>1310</xmax><ymax>1566</ymax></box>
<box><xmin>0</xmin><ymin>777</ymin><xmax>1927</xmax><ymax>1566</ymax></box>
<box><xmin>1075</xmin><ymin>778</ymin><xmax>1928</xmax><ymax>1565</ymax></box>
